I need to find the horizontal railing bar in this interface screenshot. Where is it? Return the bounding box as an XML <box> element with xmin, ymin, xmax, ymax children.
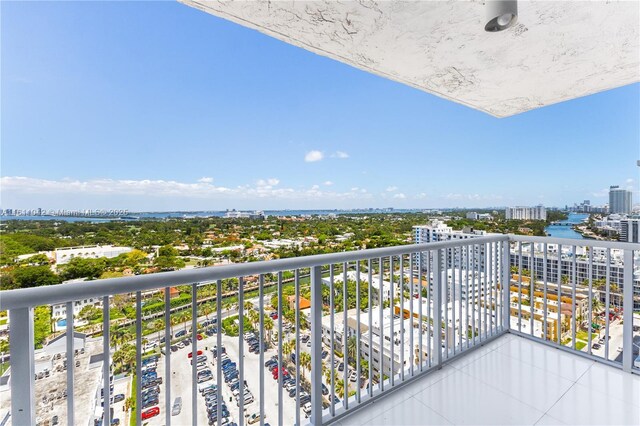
<box><xmin>0</xmin><ymin>235</ymin><xmax>507</xmax><ymax>310</ymax></box>
<box><xmin>508</xmin><ymin>234</ymin><xmax>640</xmax><ymax>250</ymax></box>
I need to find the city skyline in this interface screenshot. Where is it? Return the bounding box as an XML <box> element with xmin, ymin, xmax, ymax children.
<box><xmin>2</xmin><ymin>1</ymin><xmax>639</xmax><ymax>211</ymax></box>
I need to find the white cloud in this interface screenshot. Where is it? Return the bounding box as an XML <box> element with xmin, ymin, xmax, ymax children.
<box><xmin>386</xmin><ymin>186</ymin><xmax>398</xmax><ymax>192</ymax></box>
<box><xmin>0</xmin><ymin>176</ymin><xmax>375</xmax><ymax>204</ymax></box>
<box><xmin>591</xmin><ymin>188</ymin><xmax>609</xmax><ymax>198</ymax></box>
<box><xmin>324</xmin><ymin>181</ymin><xmax>333</xmax><ymax>186</ymax></box>
<box><xmin>256</xmin><ymin>178</ymin><xmax>280</xmax><ymax>187</ymax></box>
<box><xmin>350</xmin><ymin>187</ymin><xmax>359</xmax><ymax>191</ymax></box>
<box><xmin>445</xmin><ymin>193</ymin><xmax>503</xmax><ymax>201</ymax></box>
<box><xmin>393</xmin><ymin>193</ymin><xmax>406</xmax><ymax>199</ymax></box>
<box><xmin>198</xmin><ymin>177</ymin><xmax>213</xmax><ymax>183</ymax></box>
<box><xmin>331</xmin><ymin>151</ymin><xmax>349</xmax><ymax>159</ymax></box>
<box><xmin>304</xmin><ymin>150</ymin><xmax>324</xmax><ymax>162</ymax></box>
<box><xmin>415</xmin><ymin>193</ymin><xmax>427</xmax><ymax>199</ymax></box>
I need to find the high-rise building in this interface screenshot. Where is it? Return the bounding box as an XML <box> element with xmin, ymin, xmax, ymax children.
<box><xmin>620</xmin><ymin>219</ymin><xmax>640</xmax><ymax>243</ymax></box>
<box><xmin>505</xmin><ymin>205</ymin><xmax>547</xmax><ymax>221</ymax></box>
<box><xmin>609</xmin><ymin>186</ymin><xmax>632</xmax><ymax>214</ymax></box>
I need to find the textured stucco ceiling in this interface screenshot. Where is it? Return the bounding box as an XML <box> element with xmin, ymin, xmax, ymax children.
<box><xmin>179</xmin><ymin>0</ymin><xmax>640</xmax><ymax>117</ymax></box>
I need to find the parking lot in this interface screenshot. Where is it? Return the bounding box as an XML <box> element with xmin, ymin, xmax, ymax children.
<box><xmin>139</xmin><ymin>323</ymin><xmax>298</xmax><ymax>426</ymax></box>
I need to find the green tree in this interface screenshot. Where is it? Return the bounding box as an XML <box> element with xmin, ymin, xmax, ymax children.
<box><xmin>264</xmin><ymin>317</ymin><xmax>274</xmax><ymax>343</ymax></box>
<box><xmin>8</xmin><ymin>265</ymin><xmax>60</xmax><ymax>289</ymax></box>
<box><xmin>20</xmin><ymin>254</ymin><xmax>50</xmax><ymax>266</ymax></box>
<box><xmin>78</xmin><ymin>305</ymin><xmax>102</xmax><ymax>323</ymax></box>
<box><xmin>34</xmin><ymin>306</ymin><xmax>52</xmax><ymax>348</ymax></box>
<box><xmin>335</xmin><ymin>379</ymin><xmax>346</xmax><ymax>399</ymax></box>
<box><xmin>158</xmin><ymin>245</ymin><xmax>179</xmax><ymax>257</ymax></box>
<box><xmin>153</xmin><ymin>255</ymin><xmax>185</xmax><ymax>271</ymax></box>
<box><xmin>299</xmin><ymin>351</ymin><xmax>311</xmax><ymax>379</ymax></box>
<box><xmin>346</xmin><ymin>336</ymin><xmax>358</xmax><ymax>364</ymax></box>
<box><xmin>59</xmin><ymin>257</ymin><xmax>106</xmax><ymax>280</ymax></box>
<box><xmin>124</xmin><ymin>249</ymin><xmax>148</xmax><ymax>267</ymax></box>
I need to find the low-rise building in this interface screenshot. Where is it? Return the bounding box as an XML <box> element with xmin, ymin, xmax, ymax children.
<box><xmin>53</xmin><ymin>245</ymin><xmax>132</xmax><ymax>265</ymax></box>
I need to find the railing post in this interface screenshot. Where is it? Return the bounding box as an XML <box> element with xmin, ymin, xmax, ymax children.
<box><xmin>622</xmin><ymin>249</ymin><xmax>634</xmax><ymax>373</ymax></box>
<box><xmin>433</xmin><ymin>249</ymin><xmax>443</xmax><ymax>367</ymax></box>
<box><xmin>502</xmin><ymin>239</ymin><xmax>511</xmax><ymax>332</ymax></box>
<box><xmin>9</xmin><ymin>307</ymin><xmax>36</xmax><ymax>425</ymax></box>
<box><xmin>310</xmin><ymin>265</ymin><xmax>323</xmax><ymax>426</ymax></box>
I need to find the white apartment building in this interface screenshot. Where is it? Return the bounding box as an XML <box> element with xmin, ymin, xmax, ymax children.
<box><xmin>320</xmin><ymin>307</ymin><xmax>430</xmax><ymax>377</ymax></box>
<box><xmin>505</xmin><ymin>205</ymin><xmax>547</xmax><ymax>221</ymax></box>
<box><xmin>414</xmin><ymin>219</ymin><xmax>489</xmax><ymax>243</ymax></box>
<box><xmin>413</xmin><ymin>220</ymin><xmax>499</xmax><ymax>273</ymax></box>
<box><xmin>595</xmin><ymin>216</ymin><xmax>623</xmax><ymax>234</ymax></box>
<box><xmin>620</xmin><ymin>219</ymin><xmax>640</xmax><ymax>243</ymax></box>
<box><xmin>513</xmin><ymin>243</ymin><xmax>640</xmax><ymax>310</ymax></box>
<box><xmin>466</xmin><ymin>212</ymin><xmax>493</xmax><ymax>221</ymax></box>
<box><xmin>609</xmin><ymin>186</ymin><xmax>632</xmax><ymax>215</ymax></box>
<box><xmin>51</xmin><ymin>298</ymin><xmax>102</xmax><ymax>320</ymax></box>
<box><xmin>54</xmin><ymin>245</ymin><xmax>132</xmax><ymax>264</ymax></box>
<box><xmin>224</xmin><ymin>210</ymin><xmax>265</xmax><ymax>219</ymax></box>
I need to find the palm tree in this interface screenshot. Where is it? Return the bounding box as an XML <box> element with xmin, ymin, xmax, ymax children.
<box><xmin>346</xmin><ymin>336</ymin><xmax>358</xmax><ymax>364</ymax></box>
<box><xmin>591</xmin><ymin>297</ymin><xmax>603</xmax><ymax>315</ymax></box>
<box><xmin>170</xmin><ymin>314</ymin><xmax>179</xmax><ymax>336</ymax></box>
<box><xmin>264</xmin><ymin>317</ymin><xmax>274</xmax><ymax>343</ymax></box>
<box><xmin>335</xmin><ymin>379</ymin><xmax>346</xmax><ymax>399</ymax></box>
<box><xmin>299</xmin><ymin>352</ymin><xmax>311</xmax><ymax>379</ymax></box>
<box><xmin>282</xmin><ymin>340</ymin><xmax>295</xmax><ymax>358</ymax></box>
<box><xmin>248</xmin><ymin>310</ymin><xmax>259</xmax><ymax>330</ymax></box>
<box><xmin>178</xmin><ymin>310</ymin><xmax>190</xmax><ymax>332</ymax></box>
<box><xmin>153</xmin><ymin>319</ymin><xmax>164</xmax><ymax>340</ymax></box>
<box><xmin>201</xmin><ymin>304</ymin><xmax>213</xmax><ymax>321</ymax></box>
<box><xmin>223</xmin><ymin>300</ymin><xmax>234</xmax><ymax>317</ymax></box>
<box><xmin>323</xmin><ymin>363</ymin><xmax>333</xmax><ymax>385</ymax></box>
<box><xmin>123</xmin><ymin>396</ymin><xmax>134</xmax><ymax>413</ymax></box>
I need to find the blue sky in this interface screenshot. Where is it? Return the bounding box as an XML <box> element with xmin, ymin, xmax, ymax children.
<box><xmin>2</xmin><ymin>1</ymin><xmax>639</xmax><ymax>211</ymax></box>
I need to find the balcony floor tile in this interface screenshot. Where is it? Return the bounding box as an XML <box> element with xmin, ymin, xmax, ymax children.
<box><xmin>546</xmin><ymin>382</ymin><xmax>640</xmax><ymax>425</ymax></box>
<box><xmin>494</xmin><ymin>335</ymin><xmax>594</xmax><ymax>381</ymax></box>
<box><xmin>457</xmin><ymin>351</ymin><xmax>575</xmax><ymax>413</ymax></box>
<box><xmin>413</xmin><ymin>367</ymin><xmax>545</xmax><ymax>425</ymax></box>
<box><xmin>334</xmin><ymin>334</ymin><xmax>640</xmax><ymax>426</ymax></box>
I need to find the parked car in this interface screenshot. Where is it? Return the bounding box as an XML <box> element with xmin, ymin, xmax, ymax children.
<box><xmin>321</xmin><ymin>384</ymin><xmax>329</xmax><ymax>396</ymax></box>
<box><xmin>176</xmin><ymin>330</ymin><xmax>187</xmax><ymax>338</ymax></box>
<box><xmin>170</xmin><ymin>396</ymin><xmax>182</xmax><ymax>416</ymax></box>
<box><xmin>141</xmin><ymin>407</ymin><xmax>160</xmax><ymax>420</ymax></box>
<box><xmin>247</xmin><ymin>413</ymin><xmax>264</xmax><ymax>424</ymax></box>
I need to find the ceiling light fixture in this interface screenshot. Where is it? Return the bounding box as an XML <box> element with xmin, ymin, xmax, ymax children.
<box><xmin>485</xmin><ymin>0</ymin><xmax>518</xmax><ymax>32</ymax></box>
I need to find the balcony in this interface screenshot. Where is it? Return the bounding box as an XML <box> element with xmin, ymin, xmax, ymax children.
<box><xmin>1</xmin><ymin>235</ymin><xmax>639</xmax><ymax>426</ymax></box>
<box><xmin>337</xmin><ymin>333</ymin><xmax>640</xmax><ymax>425</ymax></box>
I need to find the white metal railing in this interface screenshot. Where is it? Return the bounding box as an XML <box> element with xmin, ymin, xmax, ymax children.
<box><xmin>508</xmin><ymin>235</ymin><xmax>640</xmax><ymax>374</ymax></box>
<box><xmin>1</xmin><ymin>235</ymin><xmax>638</xmax><ymax>426</ymax></box>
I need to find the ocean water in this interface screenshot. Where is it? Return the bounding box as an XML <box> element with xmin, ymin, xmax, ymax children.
<box><xmin>544</xmin><ymin>213</ymin><xmax>588</xmax><ymax>240</ymax></box>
